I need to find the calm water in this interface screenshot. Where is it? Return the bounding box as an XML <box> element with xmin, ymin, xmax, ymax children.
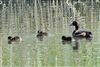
<box><xmin>1</xmin><ymin>0</ymin><xmax>100</xmax><ymax>67</ymax></box>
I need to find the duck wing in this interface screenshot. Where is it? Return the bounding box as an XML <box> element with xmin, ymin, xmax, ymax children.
<box><xmin>73</xmin><ymin>31</ymin><xmax>92</xmax><ymax>37</ymax></box>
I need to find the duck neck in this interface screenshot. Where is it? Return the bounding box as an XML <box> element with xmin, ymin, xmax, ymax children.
<box><xmin>72</xmin><ymin>25</ymin><xmax>79</xmax><ymax>35</ymax></box>
<box><xmin>75</xmin><ymin>25</ymin><xmax>79</xmax><ymax>30</ymax></box>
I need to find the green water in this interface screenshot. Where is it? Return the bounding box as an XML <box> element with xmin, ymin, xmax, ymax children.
<box><xmin>1</xmin><ymin>0</ymin><xmax>100</xmax><ymax>67</ymax></box>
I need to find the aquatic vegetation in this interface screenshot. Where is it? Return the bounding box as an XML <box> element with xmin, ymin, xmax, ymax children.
<box><xmin>0</xmin><ymin>0</ymin><xmax>100</xmax><ymax>67</ymax></box>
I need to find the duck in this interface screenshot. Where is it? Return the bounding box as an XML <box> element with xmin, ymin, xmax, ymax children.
<box><xmin>70</xmin><ymin>21</ymin><xmax>92</xmax><ymax>38</ymax></box>
<box><xmin>8</xmin><ymin>36</ymin><xmax>22</xmax><ymax>44</ymax></box>
<box><xmin>61</xmin><ymin>36</ymin><xmax>73</xmax><ymax>44</ymax></box>
<box><xmin>36</xmin><ymin>30</ymin><xmax>48</xmax><ymax>41</ymax></box>
<box><xmin>62</xmin><ymin>36</ymin><xmax>72</xmax><ymax>41</ymax></box>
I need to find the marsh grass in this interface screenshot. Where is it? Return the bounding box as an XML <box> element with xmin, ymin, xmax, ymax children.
<box><xmin>1</xmin><ymin>0</ymin><xmax>100</xmax><ymax>67</ymax></box>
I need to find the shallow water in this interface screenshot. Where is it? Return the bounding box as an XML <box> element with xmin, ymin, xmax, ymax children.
<box><xmin>1</xmin><ymin>0</ymin><xmax>100</xmax><ymax>67</ymax></box>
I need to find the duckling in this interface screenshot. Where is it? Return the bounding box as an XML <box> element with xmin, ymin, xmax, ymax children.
<box><xmin>8</xmin><ymin>36</ymin><xmax>22</xmax><ymax>44</ymax></box>
<box><xmin>62</xmin><ymin>36</ymin><xmax>73</xmax><ymax>44</ymax></box>
<box><xmin>36</xmin><ymin>31</ymin><xmax>48</xmax><ymax>41</ymax></box>
<box><xmin>70</xmin><ymin>21</ymin><xmax>92</xmax><ymax>38</ymax></box>
<box><xmin>62</xmin><ymin>36</ymin><xmax>72</xmax><ymax>41</ymax></box>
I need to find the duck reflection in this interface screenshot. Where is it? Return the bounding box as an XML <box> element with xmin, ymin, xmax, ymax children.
<box><xmin>73</xmin><ymin>41</ymin><xmax>79</xmax><ymax>50</ymax></box>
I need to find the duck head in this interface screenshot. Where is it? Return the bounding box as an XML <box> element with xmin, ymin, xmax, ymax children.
<box><xmin>70</xmin><ymin>21</ymin><xmax>78</xmax><ymax>26</ymax></box>
<box><xmin>70</xmin><ymin>21</ymin><xmax>79</xmax><ymax>31</ymax></box>
<box><xmin>8</xmin><ymin>36</ymin><xmax>12</xmax><ymax>40</ymax></box>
